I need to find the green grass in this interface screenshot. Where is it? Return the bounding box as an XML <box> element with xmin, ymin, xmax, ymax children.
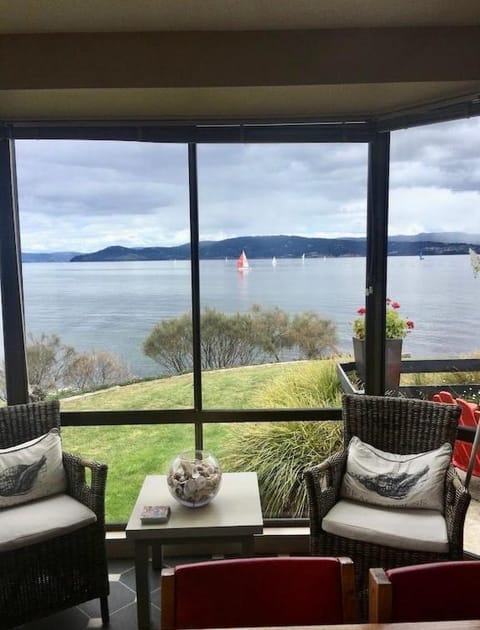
<box><xmin>57</xmin><ymin>357</ymin><xmax>480</xmax><ymax>522</ymax></box>
<box><xmin>61</xmin><ymin>361</ymin><xmax>322</xmax><ymax>522</ymax></box>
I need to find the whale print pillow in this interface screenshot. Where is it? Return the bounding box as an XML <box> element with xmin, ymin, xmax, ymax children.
<box><xmin>0</xmin><ymin>428</ymin><xmax>67</xmax><ymax>508</ymax></box>
<box><xmin>340</xmin><ymin>436</ymin><xmax>451</xmax><ymax>511</ymax></box>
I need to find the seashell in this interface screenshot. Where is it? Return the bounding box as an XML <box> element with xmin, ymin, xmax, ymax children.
<box><xmin>0</xmin><ymin>455</ymin><xmax>46</xmax><ymax>496</ymax></box>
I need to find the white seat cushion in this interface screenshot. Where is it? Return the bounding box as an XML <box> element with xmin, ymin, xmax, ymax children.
<box><xmin>0</xmin><ymin>493</ymin><xmax>97</xmax><ymax>552</ymax></box>
<box><xmin>323</xmin><ymin>499</ymin><xmax>449</xmax><ymax>553</ymax></box>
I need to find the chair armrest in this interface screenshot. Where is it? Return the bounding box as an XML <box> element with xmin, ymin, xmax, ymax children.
<box><xmin>63</xmin><ymin>451</ymin><xmax>108</xmax><ymax>522</ymax></box>
<box><xmin>444</xmin><ymin>465</ymin><xmax>471</xmax><ymax>555</ymax></box>
<box><xmin>303</xmin><ymin>450</ymin><xmax>347</xmax><ymax>534</ymax></box>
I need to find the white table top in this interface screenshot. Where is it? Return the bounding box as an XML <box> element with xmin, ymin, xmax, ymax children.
<box><xmin>126</xmin><ymin>472</ymin><xmax>263</xmax><ymax>540</ymax></box>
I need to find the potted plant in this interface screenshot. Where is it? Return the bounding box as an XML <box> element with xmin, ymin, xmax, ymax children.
<box><xmin>352</xmin><ymin>299</ymin><xmax>414</xmax><ymax>389</ymax></box>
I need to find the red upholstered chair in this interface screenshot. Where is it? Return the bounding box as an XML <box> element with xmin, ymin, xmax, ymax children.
<box><xmin>161</xmin><ymin>556</ymin><xmax>358</xmax><ymax>629</ymax></box>
<box><xmin>369</xmin><ymin>561</ymin><xmax>480</xmax><ymax>623</ymax></box>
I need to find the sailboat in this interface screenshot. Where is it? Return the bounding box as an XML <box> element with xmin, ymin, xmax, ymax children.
<box><xmin>272</xmin><ymin>256</ymin><xmax>277</xmax><ymax>267</ymax></box>
<box><xmin>237</xmin><ymin>250</ymin><xmax>250</xmax><ymax>272</ymax></box>
<box><xmin>301</xmin><ymin>253</ymin><xmax>305</xmax><ymax>264</ymax></box>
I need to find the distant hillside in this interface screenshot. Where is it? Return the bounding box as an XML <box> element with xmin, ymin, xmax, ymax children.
<box><xmin>22</xmin><ymin>251</ymin><xmax>81</xmax><ymax>263</ymax></box>
<box><xmin>69</xmin><ymin>234</ymin><xmax>480</xmax><ymax>262</ymax></box>
<box><xmin>390</xmin><ymin>232</ymin><xmax>480</xmax><ymax>245</ymax></box>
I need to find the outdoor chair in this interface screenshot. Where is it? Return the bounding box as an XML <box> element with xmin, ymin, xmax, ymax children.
<box><xmin>161</xmin><ymin>556</ymin><xmax>358</xmax><ymax>629</ymax></box>
<box><xmin>303</xmin><ymin>393</ymin><xmax>470</xmax><ymax>616</ymax></box>
<box><xmin>0</xmin><ymin>400</ymin><xmax>109</xmax><ymax>628</ymax></box>
<box><xmin>369</xmin><ymin>561</ymin><xmax>480</xmax><ymax>622</ymax></box>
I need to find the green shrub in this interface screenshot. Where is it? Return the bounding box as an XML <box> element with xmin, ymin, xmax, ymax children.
<box><xmin>224</xmin><ymin>360</ymin><xmax>343</xmax><ymax>517</ymax></box>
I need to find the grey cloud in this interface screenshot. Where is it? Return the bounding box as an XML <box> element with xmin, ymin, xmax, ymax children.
<box><xmin>12</xmin><ymin>118</ymin><xmax>480</xmax><ymax>252</ymax></box>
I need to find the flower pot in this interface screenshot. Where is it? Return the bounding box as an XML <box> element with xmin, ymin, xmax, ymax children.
<box><xmin>352</xmin><ymin>337</ymin><xmax>403</xmax><ymax>390</ymax></box>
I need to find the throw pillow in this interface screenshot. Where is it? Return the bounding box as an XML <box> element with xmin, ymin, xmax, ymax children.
<box><xmin>0</xmin><ymin>428</ymin><xmax>67</xmax><ymax>508</ymax></box>
<box><xmin>340</xmin><ymin>436</ymin><xmax>452</xmax><ymax>511</ymax></box>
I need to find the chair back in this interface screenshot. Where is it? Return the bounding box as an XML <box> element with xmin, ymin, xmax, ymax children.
<box><xmin>369</xmin><ymin>561</ymin><xmax>480</xmax><ymax>622</ymax></box>
<box><xmin>161</xmin><ymin>556</ymin><xmax>358</xmax><ymax>629</ymax></box>
<box><xmin>342</xmin><ymin>394</ymin><xmax>459</xmax><ymax>454</ymax></box>
<box><xmin>0</xmin><ymin>400</ymin><xmax>61</xmax><ymax>449</ymax></box>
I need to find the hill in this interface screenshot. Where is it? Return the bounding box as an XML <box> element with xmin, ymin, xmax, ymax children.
<box><xmin>22</xmin><ymin>251</ymin><xmax>81</xmax><ymax>263</ymax></box>
<box><xmin>69</xmin><ymin>234</ymin><xmax>480</xmax><ymax>262</ymax></box>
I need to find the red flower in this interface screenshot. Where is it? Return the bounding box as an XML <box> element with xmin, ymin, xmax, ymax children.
<box><xmin>391</xmin><ymin>301</ymin><xmax>401</xmax><ymax>309</ymax></box>
<box><xmin>386</xmin><ymin>297</ymin><xmax>392</xmax><ymax>304</ymax></box>
<box><xmin>357</xmin><ymin>307</ymin><xmax>366</xmax><ymax>315</ymax></box>
<box><xmin>407</xmin><ymin>320</ymin><xmax>415</xmax><ymax>329</ymax></box>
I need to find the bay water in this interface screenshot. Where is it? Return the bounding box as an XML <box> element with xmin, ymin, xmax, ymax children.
<box><xmin>15</xmin><ymin>254</ymin><xmax>480</xmax><ymax>378</ymax></box>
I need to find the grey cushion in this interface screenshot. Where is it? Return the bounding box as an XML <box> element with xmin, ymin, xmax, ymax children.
<box><xmin>0</xmin><ymin>493</ymin><xmax>97</xmax><ymax>552</ymax></box>
<box><xmin>323</xmin><ymin>499</ymin><xmax>449</xmax><ymax>553</ymax></box>
<box><xmin>0</xmin><ymin>428</ymin><xmax>67</xmax><ymax>508</ymax></box>
<box><xmin>340</xmin><ymin>436</ymin><xmax>451</xmax><ymax>511</ymax></box>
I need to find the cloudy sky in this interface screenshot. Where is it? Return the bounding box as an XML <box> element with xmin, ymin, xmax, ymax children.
<box><xmin>15</xmin><ymin>116</ymin><xmax>480</xmax><ymax>253</ymax></box>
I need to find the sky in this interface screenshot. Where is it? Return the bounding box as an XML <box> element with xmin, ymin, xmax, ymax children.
<box><xmin>14</xmin><ymin>116</ymin><xmax>480</xmax><ymax>253</ymax></box>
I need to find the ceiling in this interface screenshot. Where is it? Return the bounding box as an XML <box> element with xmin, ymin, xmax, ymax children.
<box><xmin>1</xmin><ymin>1</ymin><xmax>480</xmax><ymax>125</ymax></box>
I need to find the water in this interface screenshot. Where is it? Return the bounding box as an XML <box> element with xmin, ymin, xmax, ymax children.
<box><xmin>14</xmin><ymin>255</ymin><xmax>480</xmax><ymax>378</ymax></box>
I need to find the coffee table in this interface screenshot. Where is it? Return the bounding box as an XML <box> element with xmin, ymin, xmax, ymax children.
<box><xmin>126</xmin><ymin>472</ymin><xmax>263</xmax><ymax>630</ymax></box>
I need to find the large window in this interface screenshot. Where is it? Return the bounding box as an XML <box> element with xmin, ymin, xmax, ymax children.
<box><xmin>15</xmin><ymin>140</ymin><xmax>192</xmax><ymax>411</ymax></box>
<box><xmin>6</xmin><ymin>120</ymin><xmax>477</xmax><ymax>525</ymax></box>
<box><xmin>197</xmin><ymin>143</ymin><xmax>368</xmax><ymax>414</ymax></box>
<box><xmin>389</xmin><ymin>118</ymin><xmax>480</xmax><ymax>372</ymax></box>
<box><xmin>389</xmin><ymin>118</ymin><xmax>480</xmax><ymax>556</ymax></box>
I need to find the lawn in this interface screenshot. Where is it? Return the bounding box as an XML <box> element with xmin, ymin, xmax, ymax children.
<box><xmin>60</xmin><ymin>362</ymin><xmax>304</xmax><ymax>522</ymax></box>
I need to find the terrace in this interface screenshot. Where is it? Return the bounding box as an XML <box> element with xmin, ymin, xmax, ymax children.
<box><xmin>1</xmin><ymin>1</ymin><xmax>480</xmax><ymax>627</ymax></box>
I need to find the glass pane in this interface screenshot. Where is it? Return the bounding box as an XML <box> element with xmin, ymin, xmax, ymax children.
<box><xmin>15</xmin><ymin>140</ymin><xmax>193</xmax><ymax>410</ymax></box>
<box><xmin>389</xmin><ymin>117</ymin><xmax>480</xmax><ymax>556</ymax></box>
<box><xmin>204</xmin><ymin>416</ymin><xmax>342</xmax><ymax>519</ymax></box>
<box><xmin>389</xmin><ymin>119</ymin><xmax>480</xmax><ymax>389</ymax></box>
<box><xmin>198</xmin><ymin>143</ymin><xmax>368</xmax><ymax>410</ymax></box>
<box><xmin>62</xmin><ymin>424</ymin><xmax>195</xmax><ymax>523</ymax></box>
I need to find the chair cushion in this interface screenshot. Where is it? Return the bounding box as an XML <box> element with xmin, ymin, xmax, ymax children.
<box><xmin>323</xmin><ymin>499</ymin><xmax>449</xmax><ymax>553</ymax></box>
<box><xmin>0</xmin><ymin>428</ymin><xmax>67</xmax><ymax>508</ymax></box>
<box><xmin>340</xmin><ymin>436</ymin><xmax>451</xmax><ymax>511</ymax></box>
<box><xmin>0</xmin><ymin>493</ymin><xmax>97</xmax><ymax>552</ymax></box>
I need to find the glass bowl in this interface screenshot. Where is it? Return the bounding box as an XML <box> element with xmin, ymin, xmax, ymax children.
<box><xmin>166</xmin><ymin>450</ymin><xmax>222</xmax><ymax>508</ymax></box>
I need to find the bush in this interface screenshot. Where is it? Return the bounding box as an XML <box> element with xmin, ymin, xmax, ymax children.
<box><xmin>224</xmin><ymin>360</ymin><xmax>343</xmax><ymax>517</ymax></box>
<box><xmin>143</xmin><ymin>306</ymin><xmax>338</xmax><ymax>374</ymax></box>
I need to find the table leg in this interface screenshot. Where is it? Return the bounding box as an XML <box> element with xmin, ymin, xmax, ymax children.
<box><xmin>241</xmin><ymin>535</ymin><xmax>255</xmax><ymax>557</ymax></box>
<box><xmin>134</xmin><ymin>540</ymin><xmax>151</xmax><ymax>630</ymax></box>
<box><xmin>151</xmin><ymin>543</ymin><xmax>164</xmax><ymax>570</ymax></box>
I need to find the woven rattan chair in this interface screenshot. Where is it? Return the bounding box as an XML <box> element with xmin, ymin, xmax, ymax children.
<box><xmin>0</xmin><ymin>400</ymin><xmax>109</xmax><ymax>628</ymax></box>
<box><xmin>304</xmin><ymin>394</ymin><xmax>470</xmax><ymax>616</ymax></box>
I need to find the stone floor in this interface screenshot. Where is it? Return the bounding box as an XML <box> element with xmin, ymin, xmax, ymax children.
<box><xmin>14</xmin><ymin>555</ymin><xmax>199</xmax><ymax>630</ymax></box>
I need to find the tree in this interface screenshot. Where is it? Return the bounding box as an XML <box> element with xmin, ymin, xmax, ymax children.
<box><xmin>143</xmin><ymin>306</ymin><xmax>338</xmax><ymax>374</ymax></box>
<box><xmin>26</xmin><ymin>333</ymin><xmax>76</xmax><ymax>399</ymax></box>
<box><xmin>62</xmin><ymin>350</ymin><xmax>131</xmax><ymax>391</ymax></box>
<box><xmin>0</xmin><ymin>333</ymin><xmax>131</xmax><ymax>400</ymax></box>
<box><xmin>249</xmin><ymin>304</ymin><xmax>294</xmax><ymax>361</ymax></box>
<box><xmin>143</xmin><ymin>313</ymin><xmax>193</xmax><ymax>374</ymax></box>
<box><xmin>290</xmin><ymin>311</ymin><xmax>338</xmax><ymax>359</ymax></box>
<box><xmin>200</xmin><ymin>308</ymin><xmax>260</xmax><ymax>369</ymax></box>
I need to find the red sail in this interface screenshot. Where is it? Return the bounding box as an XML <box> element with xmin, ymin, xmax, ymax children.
<box><xmin>237</xmin><ymin>250</ymin><xmax>249</xmax><ymax>270</ymax></box>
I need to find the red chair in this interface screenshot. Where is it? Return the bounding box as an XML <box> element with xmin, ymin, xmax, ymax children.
<box><xmin>369</xmin><ymin>561</ymin><xmax>480</xmax><ymax>623</ymax></box>
<box><xmin>161</xmin><ymin>556</ymin><xmax>358</xmax><ymax>629</ymax></box>
<box><xmin>432</xmin><ymin>392</ymin><xmax>480</xmax><ymax>476</ymax></box>
<box><xmin>454</xmin><ymin>398</ymin><xmax>480</xmax><ymax>477</ymax></box>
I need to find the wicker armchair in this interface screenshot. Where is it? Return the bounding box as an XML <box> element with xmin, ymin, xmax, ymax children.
<box><xmin>0</xmin><ymin>400</ymin><xmax>109</xmax><ymax>628</ymax></box>
<box><xmin>304</xmin><ymin>394</ymin><xmax>470</xmax><ymax>614</ymax></box>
